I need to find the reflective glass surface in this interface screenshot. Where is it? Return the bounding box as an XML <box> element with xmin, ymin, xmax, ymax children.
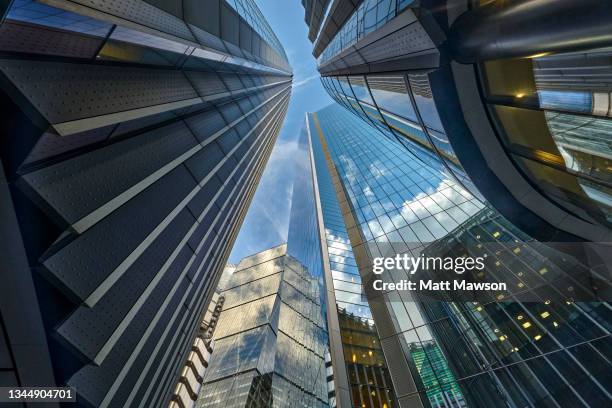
<box><xmin>482</xmin><ymin>49</ymin><xmax>612</xmax><ymax>228</ymax></box>
<box><xmin>309</xmin><ymin>112</ymin><xmax>398</xmax><ymax>407</ymax></box>
<box><xmin>320</xmin><ymin>74</ymin><xmax>481</xmax><ymax>201</ymax></box>
<box><xmin>318</xmin><ymin>0</ymin><xmax>416</xmax><ymax>64</ymax></box>
<box><xmin>225</xmin><ymin>0</ymin><xmax>287</xmax><ymax>59</ymax></box>
<box><xmin>198</xmin><ymin>247</ymin><xmax>329</xmax><ymax>407</ymax></box>
<box><xmin>309</xmin><ymin>104</ymin><xmax>612</xmax><ymax>408</ymax></box>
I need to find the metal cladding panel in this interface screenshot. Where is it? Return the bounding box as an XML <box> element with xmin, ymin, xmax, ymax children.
<box><xmin>239</xmin><ymin>19</ymin><xmax>253</xmax><ymax>53</ymax></box>
<box><xmin>217</xmin><ymin>156</ymin><xmax>238</xmax><ymax>182</ymax></box>
<box><xmin>221</xmin><ymin>3</ymin><xmax>240</xmax><ymax>46</ymax></box>
<box><xmin>68</xmin><ymin>276</ymin><xmax>192</xmax><ymax>407</ymax></box>
<box><xmin>126</xmin><ymin>228</ymin><xmax>231</xmax><ymax>407</ymax></box>
<box><xmin>43</xmin><ymin>165</ymin><xmax>197</xmax><ymax>302</ymax></box>
<box><xmin>144</xmin><ymin>266</ymin><xmax>213</xmax><ymax>407</ymax></box>
<box><xmin>240</xmin><ymin>75</ymin><xmax>256</xmax><ymax>89</ymax></box>
<box><xmin>142</xmin><ymin>0</ymin><xmax>183</xmax><ymax>18</ymax></box>
<box><xmin>109</xmin><ymin>109</ymin><xmax>182</xmax><ymax>138</ymax></box>
<box><xmin>220</xmin><ymin>74</ymin><xmax>245</xmax><ymax>92</ymax></box>
<box><xmin>187</xmin><ymin>208</ymin><xmax>220</xmax><ymax>255</ymax></box>
<box><xmin>184</xmin><ymin>108</ymin><xmax>228</xmax><ymax>143</ymax></box>
<box><xmin>188</xmin><ymin>22</ymin><xmax>224</xmax><ymax>50</ymax></box>
<box><xmin>0</xmin><ymin>60</ymin><xmax>198</xmax><ymax>124</ymax></box>
<box><xmin>186</xmin><ymin>227</ymin><xmax>218</xmax><ymax>278</ymax></box>
<box><xmin>70</xmin><ymin>0</ymin><xmax>196</xmax><ymax>41</ymax></box>
<box><xmin>0</xmin><ymin>0</ymin><xmax>290</xmax><ymax>402</ymax></box>
<box><xmin>187</xmin><ymin>175</ymin><xmax>223</xmax><ymax>217</ymax></box>
<box><xmin>184</xmin><ymin>0</ymin><xmax>220</xmax><ymax>36</ymax></box>
<box><xmin>218</xmin><ymin>101</ymin><xmax>243</xmax><ymax>123</ymax></box>
<box><xmin>237</xmin><ymin>94</ymin><xmax>255</xmax><ymax>112</ymax></box>
<box><xmin>184</xmin><ymin>71</ymin><xmax>229</xmax><ymax>97</ymax></box>
<box><xmin>123</xmin><ymin>297</ymin><xmax>192</xmax><ymax>407</ymax></box>
<box><xmin>217</xmin><ymin>128</ymin><xmax>241</xmax><ymax>155</ymax></box>
<box><xmin>184</xmin><ymin>141</ymin><xmax>225</xmax><ymax>183</ymax></box>
<box><xmin>22</xmin><ymin>121</ymin><xmax>198</xmax><ymax>224</ymax></box>
<box><xmin>358</xmin><ymin>23</ymin><xmax>436</xmax><ymax>63</ymax></box>
<box><xmin>56</xmin><ymin>208</ymin><xmax>196</xmax><ymax>361</ymax></box>
<box><xmin>23</xmin><ymin>126</ymin><xmax>115</xmax><ymax>167</ymax></box>
<box><xmin>0</xmin><ymin>21</ymin><xmax>102</xmax><ymax>58</ymax></box>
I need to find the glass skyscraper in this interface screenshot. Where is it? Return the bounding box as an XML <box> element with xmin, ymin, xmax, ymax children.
<box><xmin>0</xmin><ymin>0</ymin><xmax>290</xmax><ymax>406</ymax></box>
<box><xmin>196</xmin><ymin>244</ymin><xmax>329</xmax><ymax>408</ymax></box>
<box><xmin>197</xmin><ymin>126</ymin><xmax>331</xmax><ymax>407</ymax></box>
<box><xmin>308</xmin><ymin>112</ymin><xmax>397</xmax><ymax>407</ymax></box>
<box><xmin>306</xmin><ymin>104</ymin><xmax>611</xmax><ymax>408</ymax></box>
<box><xmin>302</xmin><ymin>0</ymin><xmax>611</xmax><ymax>244</ymax></box>
<box><xmin>301</xmin><ymin>2</ymin><xmax>612</xmax><ymax>407</ymax></box>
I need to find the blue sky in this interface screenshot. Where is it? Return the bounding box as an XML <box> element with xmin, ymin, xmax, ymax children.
<box><xmin>228</xmin><ymin>0</ymin><xmax>333</xmax><ymax>263</ymax></box>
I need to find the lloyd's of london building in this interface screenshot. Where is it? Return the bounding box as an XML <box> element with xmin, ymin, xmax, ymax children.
<box><xmin>0</xmin><ymin>0</ymin><xmax>291</xmax><ymax>406</ymax></box>
<box><xmin>302</xmin><ymin>0</ymin><xmax>612</xmax><ymax>408</ymax></box>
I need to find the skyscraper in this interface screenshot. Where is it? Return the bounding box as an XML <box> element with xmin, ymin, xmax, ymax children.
<box><xmin>306</xmin><ymin>104</ymin><xmax>611</xmax><ymax>407</ymax></box>
<box><xmin>302</xmin><ymin>0</ymin><xmax>611</xmax><ymax>244</ymax></box>
<box><xmin>308</xmin><ymin>113</ymin><xmax>397</xmax><ymax>407</ymax></box>
<box><xmin>196</xmin><ymin>244</ymin><xmax>329</xmax><ymax>408</ymax></box>
<box><xmin>0</xmin><ymin>0</ymin><xmax>291</xmax><ymax>406</ymax></box>
<box><xmin>196</xmin><ymin>126</ymin><xmax>331</xmax><ymax>407</ymax></box>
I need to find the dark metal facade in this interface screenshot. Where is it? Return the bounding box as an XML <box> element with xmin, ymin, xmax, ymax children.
<box><xmin>0</xmin><ymin>0</ymin><xmax>291</xmax><ymax>407</ymax></box>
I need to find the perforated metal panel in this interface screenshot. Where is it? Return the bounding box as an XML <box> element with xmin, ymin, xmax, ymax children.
<box><xmin>69</xmin><ymin>0</ymin><xmax>195</xmax><ymax>41</ymax></box>
<box><xmin>184</xmin><ymin>141</ymin><xmax>225</xmax><ymax>183</ymax></box>
<box><xmin>23</xmin><ymin>121</ymin><xmax>198</xmax><ymax>224</ymax></box>
<box><xmin>56</xmin><ymin>209</ymin><xmax>196</xmax><ymax>361</ymax></box>
<box><xmin>0</xmin><ymin>60</ymin><xmax>197</xmax><ymax>123</ymax></box>
<box><xmin>359</xmin><ymin>23</ymin><xmax>436</xmax><ymax>63</ymax></box>
<box><xmin>184</xmin><ymin>71</ymin><xmax>228</xmax><ymax>97</ymax></box>
<box><xmin>68</xmin><ymin>276</ymin><xmax>192</xmax><ymax>407</ymax></box>
<box><xmin>184</xmin><ymin>108</ymin><xmax>227</xmax><ymax>143</ymax></box>
<box><xmin>42</xmin><ymin>165</ymin><xmax>197</xmax><ymax>302</ymax></box>
<box><xmin>0</xmin><ymin>0</ymin><xmax>291</xmax><ymax>404</ymax></box>
<box><xmin>23</xmin><ymin>126</ymin><xmax>114</xmax><ymax>166</ymax></box>
<box><xmin>0</xmin><ymin>21</ymin><xmax>102</xmax><ymax>58</ymax></box>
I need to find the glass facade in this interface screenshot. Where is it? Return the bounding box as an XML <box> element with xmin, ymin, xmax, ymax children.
<box><xmin>198</xmin><ymin>126</ymin><xmax>331</xmax><ymax>408</ymax></box>
<box><xmin>309</xmin><ymin>114</ymin><xmax>397</xmax><ymax>407</ymax></box>
<box><xmin>303</xmin><ymin>0</ymin><xmax>611</xmax><ymax>243</ymax></box>
<box><xmin>308</xmin><ymin>104</ymin><xmax>612</xmax><ymax>408</ymax></box>
<box><xmin>318</xmin><ymin>0</ymin><xmax>415</xmax><ymax>65</ymax></box>
<box><xmin>481</xmin><ymin>50</ymin><xmax>612</xmax><ymax>228</ymax></box>
<box><xmin>320</xmin><ymin>74</ymin><xmax>480</xmax><ymax>201</ymax></box>
<box><xmin>196</xmin><ymin>247</ymin><xmax>329</xmax><ymax>408</ymax></box>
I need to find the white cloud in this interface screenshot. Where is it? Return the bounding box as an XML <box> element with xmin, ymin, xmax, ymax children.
<box><xmin>292</xmin><ymin>74</ymin><xmax>319</xmax><ymax>90</ymax></box>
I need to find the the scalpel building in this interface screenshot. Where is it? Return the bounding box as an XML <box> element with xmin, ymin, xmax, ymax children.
<box><xmin>0</xmin><ymin>0</ymin><xmax>291</xmax><ymax>406</ymax></box>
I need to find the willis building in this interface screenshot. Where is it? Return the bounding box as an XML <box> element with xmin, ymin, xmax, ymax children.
<box><xmin>0</xmin><ymin>0</ymin><xmax>291</xmax><ymax>406</ymax></box>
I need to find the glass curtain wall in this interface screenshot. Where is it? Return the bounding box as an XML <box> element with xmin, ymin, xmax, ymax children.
<box><xmin>309</xmin><ymin>116</ymin><xmax>397</xmax><ymax>407</ymax></box>
<box><xmin>309</xmin><ymin>104</ymin><xmax>612</xmax><ymax>408</ymax></box>
<box><xmin>480</xmin><ymin>48</ymin><xmax>612</xmax><ymax>228</ymax></box>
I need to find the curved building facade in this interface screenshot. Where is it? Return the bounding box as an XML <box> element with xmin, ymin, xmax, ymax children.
<box><xmin>303</xmin><ymin>0</ymin><xmax>612</xmax><ymax>243</ymax></box>
<box><xmin>306</xmin><ymin>103</ymin><xmax>611</xmax><ymax>408</ymax></box>
<box><xmin>0</xmin><ymin>0</ymin><xmax>291</xmax><ymax>406</ymax></box>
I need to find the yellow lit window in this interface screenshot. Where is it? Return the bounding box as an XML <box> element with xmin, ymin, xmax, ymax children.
<box><xmin>534</xmin><ymin>335</ymin><xmax>542</xmax><ymax>341</ymax></box>
<box><xmin>540</xmin><ymin>311</ymin><xmax>550</xmax><ymax>319</ymax></box>
<box><xmin>522</xmin><ymin>321</ymin><xmax>532</xmax><ymax>329</ymax></box>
